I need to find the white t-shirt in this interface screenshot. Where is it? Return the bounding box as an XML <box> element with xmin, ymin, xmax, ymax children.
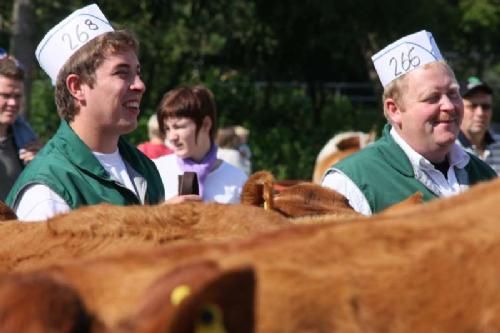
<box><xmin>14</xmin><ymin>184</ymin><xmax>71</xmax><ymax>221</ymax></box>
<box><xmin>154</xmin><ymin>154</ymin><xmax>248</xmax><ymax>204</ymax></box>
<box><xmin>15</xmin><ymin>150</ymin><xmax>134</xmax><ymax>222</ymax></box>
<box><xmin>93</xmin><ymin>150</ymin><xmax>137</xmax><ymax>195</ymax></box>
<box><xmin>322</xmin><ymin>128</ymin><xmax>471</xmax><ymax>215</ymax></box>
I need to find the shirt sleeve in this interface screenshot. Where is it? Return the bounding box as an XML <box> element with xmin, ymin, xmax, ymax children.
<box><xmin>14</xmin><ymin>184</ymin><xmax>71</xmax><ymax>222</ymax></box>
<box><xmin>322</xmin><ymin>170</ymin><xmax>372</xmax><ymax>215</ymax></box>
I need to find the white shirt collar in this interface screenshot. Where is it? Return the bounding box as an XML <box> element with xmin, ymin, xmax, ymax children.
<box><xmin>389</xmin><ymin>127</ymin><xmax>469</xmax><ymax>173</ymax></box>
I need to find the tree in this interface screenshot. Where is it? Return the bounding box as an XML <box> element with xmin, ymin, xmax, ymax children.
<box><xmin>9</xmin><ymin>0</ymin><xmax>35</xmax><ymax>118</ymax></box>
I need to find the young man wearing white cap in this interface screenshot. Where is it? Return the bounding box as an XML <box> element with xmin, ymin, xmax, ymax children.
<box><xmin>321</xmin><ymin>30</ymin><xmax>496</xmax><ymax>215</ymax></box>
<box><xmin>6</xmin><ymin>4</ymin><xmax>164</xmax><ymax>221</ymax></box>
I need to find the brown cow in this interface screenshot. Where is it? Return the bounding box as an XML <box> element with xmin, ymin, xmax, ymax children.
<box><xmin>241</xmin><ymin>170</ymin><xmax>421</xmax><ymax>219</ymax></box>
<box><xmin>18</xmin><ymin>177</ymin><xmax>500</xmax><ymax>332</ymax></box>
<box><xmin>0</xmin><ymin>202</ymin><xmax>288</xmax><ymax>272</ymax></box>
<box><xmin>242</xmin><ymin>170</ymin><xmax>359</xmax><ymax>218</ymax></box>
<box><xmin>312</xmin><ymin>131</ymin><xmax>376</xmax><ymax>184</ymax></box>
<box><xmin>271</xmin><ymin>182</ymin><xmax>358</xmax><ymax>218</ymax></box>
<box><xmin>115</xmin><ymin>261</ymin><xmax>254</xmax><ymax>333</ymax></box>
<box><xmin>0</xmin><ymin>261</ymin><xmax>254</xmax><ymax>333</ymax></box>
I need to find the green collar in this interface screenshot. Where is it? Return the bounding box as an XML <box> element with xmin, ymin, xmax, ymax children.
<box><xmin>378</xmin><ymin>124</ymin><xmax>415</xmax><ymax>177</ymax></box>
<box><xmin>54</xmin><ymin>121</ymin><xmax>112</xmax><ymax>179</ymax></box>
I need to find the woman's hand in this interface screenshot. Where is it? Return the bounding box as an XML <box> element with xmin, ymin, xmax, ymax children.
<box><xmin>162</xmin><ymin>195</ymin><xmax>202</xmax><ymax>204</ymax></box>
<box><xmin>19</xmin><ymin>140</ymin><xmax>44</xmax><ymax>164</ymax></box>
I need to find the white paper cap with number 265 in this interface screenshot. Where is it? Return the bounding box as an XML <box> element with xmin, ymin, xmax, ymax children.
<box><xmin>35</xmin><ymin>4</ymin><xmax>114</xmax><ymax>85</ymax></box>
<box><xmin>371</xmin><ymin>30</ymin><xmax>444</xmax><ymax>87</ymax></box>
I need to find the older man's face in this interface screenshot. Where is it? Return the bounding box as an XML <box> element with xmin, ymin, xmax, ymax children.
<box><xmin>391</xmin><ymin>62</ymin><xmax>463</xmax><ymax>162</ymax></box>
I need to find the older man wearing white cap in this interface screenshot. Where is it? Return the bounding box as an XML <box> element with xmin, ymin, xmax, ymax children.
<box><xmin>321</xmin><ymin>30</ymin><xmax>496</xmax><ymax>215</ymax></box>
<box><xmin>6</xmin><ymin>4</ymin><xmax>164</xmax><ymax>221</ymax></box>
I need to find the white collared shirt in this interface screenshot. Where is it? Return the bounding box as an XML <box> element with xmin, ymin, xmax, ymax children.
<box><xmin>322</xmin><ymin>128</ymin><xmax>470</xmax><ymax>215</ymax></box>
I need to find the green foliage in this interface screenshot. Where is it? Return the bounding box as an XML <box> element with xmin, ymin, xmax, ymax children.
<box><xmin>6</xmin><ymin>0</ymin><xmax>500</xmax><ymax>179</ymax></box>
<box><xmin>460</xmin><ymin>0</ymin><xmax>500</xmax><ymax>30</ymax></box>
<box><xmin>207</xmin><ymin>71</ymin><xmax>384</xmax><ymax>179</ymax></box>
<box><xmin>30</xmin><ymin>78</ymin><xmax>59</xmax><ymax>143</ymax></box>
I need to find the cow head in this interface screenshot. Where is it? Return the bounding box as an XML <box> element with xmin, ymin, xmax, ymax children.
<box><xmin>242</xmin><ymin>170</ymin><xmax>357</xmax><ymax>218</ymax></box>
<box><xmin>116</xmin><ymin>261</ymin><xmax>255</xmax><ymax>333</ymax></box>
<box><xmin>313</xmin><ymin>131</ymin><xmax>377</xmax><ymax>184</ymax></box>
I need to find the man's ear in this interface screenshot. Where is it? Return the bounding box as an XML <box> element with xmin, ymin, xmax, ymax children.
<box><xmin>66</xmin><ymin>74</ymin><xmax>86</xmax><ymax>102</ymax></box>
<box><xmin>385</xmin><ymin>98</ymin><xmax>403</xmax><ymax>127</ymax></box>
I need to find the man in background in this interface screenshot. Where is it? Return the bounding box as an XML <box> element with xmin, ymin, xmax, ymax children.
<box><xmin>137</xmin><ymin>113</ymin><xmax>172</xmax><ymax>159</ymax></box>
<box><xmin>457</xmin><ymin>76</ymin><xmax>500</xmax><ymax>174</ymax></box>
<box><xmin>0</xmin><ymin>49</ymin><xmax>41</xmax><ymax>201</ymax></box>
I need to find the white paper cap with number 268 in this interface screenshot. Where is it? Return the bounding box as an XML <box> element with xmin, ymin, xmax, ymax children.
<box><xmin>371</xmin><ymin>30</ymin><xmax>444</xmax><ymax>87</ymax></box>
<box><xmin>35</xmin><ymin>4</ymin><xmax>114</xmax><ymax>85</ymax></box>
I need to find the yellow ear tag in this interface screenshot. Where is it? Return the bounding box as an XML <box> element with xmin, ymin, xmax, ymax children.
<box><xmin>170</xmin><ymin>285</ymin><xmax>191</xmax><ymax>305</ymax></box>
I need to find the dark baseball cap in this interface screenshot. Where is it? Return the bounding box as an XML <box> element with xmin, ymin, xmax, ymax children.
<box><xmin>460</xmin><ymin>76</ymin><xmax>493</xmax><ymax>98</ymax></box>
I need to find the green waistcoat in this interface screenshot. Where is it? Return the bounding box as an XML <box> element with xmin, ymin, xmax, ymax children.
<box><xmin>331</xmin><ymin>124</ymin><xmax>497</xmax><ymax>214</ymax></box>
<box><xmin>6</xmin><ymin>121</ymin><xmax>164</xmax><ymax>209</ymax></box>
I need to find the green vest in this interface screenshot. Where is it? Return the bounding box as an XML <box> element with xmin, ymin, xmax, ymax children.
<box><xmin>331</xmin><ymin>124</ymin><xmax>497</xmax><ymax>213</ymax></box>
<box><xmin>7</xmin><ymin>121</ymin><xmax>164</xmax><ymax>209</ymax></box>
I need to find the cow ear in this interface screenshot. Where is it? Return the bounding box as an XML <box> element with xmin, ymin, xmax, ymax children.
<box><xmin>118</xmin><ymin>261</ymin><xmax>255</xmax><ymax>333</ymax></box>
<box><xmin>241</xmin><ymin>170</ymin><xmax>275</xmax><ymax>209</ymax></box>
<box><xmin>169</xmin><ymin>264</ymin><xmax>255</xmax><ymax>333</ymax></box>
<box><xmin>336</xmin><ymin>135</ymin><xmax>361</xmax><ymax>151</ymax></box>
<box><xmin>274</xmin><ymin>182</ymin><xmax>356</xmax><ymax>218</ymax></box>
